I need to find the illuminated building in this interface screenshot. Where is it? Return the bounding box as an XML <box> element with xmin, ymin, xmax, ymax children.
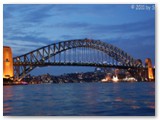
<box><xmin>3</xmin><ymin>46</ymin><xmax>14</xmax><ymax>79</ymax></box>
<box><xmin>112</xmin><ymin>69</ymin><xmax>120</xmax><ymax>82</ymax></box>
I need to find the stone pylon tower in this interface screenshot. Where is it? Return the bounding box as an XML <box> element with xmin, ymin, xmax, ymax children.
<box><xmin>145</xmin><ymin>58</ymin><xmax>154</xmax><ymax>80</ymax></box>
<box><xmin>3</xmin><ymin>46</ymin><xmax>14</xmax><ymax>79</ymax></box>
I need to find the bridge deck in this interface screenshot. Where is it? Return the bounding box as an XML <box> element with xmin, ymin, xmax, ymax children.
<box><xmin>13</xmin><ymin>62</ymin><xmax>146</xmax><ymax>69</ymax></box>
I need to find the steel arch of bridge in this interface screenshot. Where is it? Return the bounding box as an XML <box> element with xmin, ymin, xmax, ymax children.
<box><xmin>13</xmin><ymin>39</ymin><xmax>137</xmax><ymax>80</ymax></box>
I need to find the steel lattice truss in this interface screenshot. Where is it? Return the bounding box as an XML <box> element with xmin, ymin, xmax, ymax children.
<box><xmin>13</xmin><ymin>39</ymin><xmax>140</xmax><ymax>80</ymax></box>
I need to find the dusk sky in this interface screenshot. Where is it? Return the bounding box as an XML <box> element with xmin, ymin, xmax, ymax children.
<box><xmin>3</xmin><ymin>4</ymin><xmax>155</xmax><ymax>75</ymax></box>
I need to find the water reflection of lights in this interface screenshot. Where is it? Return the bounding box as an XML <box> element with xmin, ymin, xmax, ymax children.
<box><xmin>148</xmin><ymin>105</ymin><xmax>155</xmax><ymax>109</ymax></box>
<box><xmin>131</xmin><ymin>105</ymin><xmax>140</xmax><ymax>109</ymax></box>
<box><xmin>3</xmin><ymin>86</ymin><xmax>14</xmax><ymax>114</ymax></box>
<box><xmin>114</xmin><ymin>97</ymin><xmax>123</xmax><ymax>102</ymax></box>
<box><xmin>4</xmin><ymin>104</ymin><xmax>13</xmax><ymax>112</ymax></box>
<box><xmin>3</xmin><ymin>86</ymin><xmax>13</xmax><ymax>101</ymax></box>
<box><xmin>125</xmin><ymin>99</ymin><xmax>137</xmax><ymax>104</ymax></box>
<box><xmin>145</xmin><ymin>102</ymin><xmax>155</xmax><ymax>109</ymax></box>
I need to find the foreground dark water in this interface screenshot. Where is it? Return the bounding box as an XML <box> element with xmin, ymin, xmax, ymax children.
<box><xmin>3</xmin><ymin>82</ymin><xmax>155</xmax><ymax>116</ymax></box>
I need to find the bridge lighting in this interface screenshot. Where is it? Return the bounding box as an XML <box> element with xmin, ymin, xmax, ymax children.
<box><xmin>16</xmin><ymin>57</ymin><xmax>20</xmax><ymax>61</ymax></box>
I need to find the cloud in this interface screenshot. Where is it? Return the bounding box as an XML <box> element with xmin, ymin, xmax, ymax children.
<box><xmin>4</xmin><ymin>4</ymin><xmax>57</xmax><ymax>24</ymax></box>
<box><xmin>91</xmin><ymin>18</ymin><xmax>154</xmax><ymax>34</ymax></box>
<box><xmin>60</xmin><ymin>35</ymin><xmax>74</xmax><ymax>40</ymax></box>
<box><xmin>106</xmin><ymin>35</ymin><xmax>155</xmax><ymax>64</ymax></box>
<box><xmin>4</xmin><ymin>39</ymin><xmax>47</xmax><ymax>57</ymax></box>
<box><xmin>10</xmin><ymin>4</ymin><xmax>118</xmax><ymax>27</ymax></box>
<box><xmin>54</xmin><ymin>22</ymin><xmax>90</xmax><ymax>29</ymax></box>
<box><xmin>3</xmin><ymin>4</ymin><xmax>35</xmax><ymax>20</ymax></box>
<box><xmin>3</xmin><ymin>33</ymin><xmax>54</xmax><ymax>57</ymax></box>
<box><xmin>52</xmin><ymin>18</ymin><xmax>154</xmax><ymax>35</ymax></box>
<box><xmin>21</xmin><ymin>5</ymin><xmax>55</xmax><ymax>23</ymax></box>
<box><xmin>4</xmin><ymin>34</ymin><xmax>52</xmax><ymax>45</ymax></box>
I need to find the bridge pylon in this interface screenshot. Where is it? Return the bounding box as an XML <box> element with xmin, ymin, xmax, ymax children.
<box><xmin>145</xmin><ymin>58</ymin><xmax>154</xmax><ymax>81</ymax></box>
<box><xmin>3</xmin><ymin>46</ymin><xmax>14</xmax><ymax>80</ymax></box>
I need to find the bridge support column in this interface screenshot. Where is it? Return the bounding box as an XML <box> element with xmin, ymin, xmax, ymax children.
<box><xmin>145</xmin><ymin>58</ymin><xmax>154</xmax><ymax>81</ymax></box>
<box><xmin>3</xmin><ymin>46</ymin><xmax>14</xmax><ymax>80</ymax></box>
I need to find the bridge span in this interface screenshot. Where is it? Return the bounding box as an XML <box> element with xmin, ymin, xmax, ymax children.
<box><xmin>3</xmin><ymin>38</ymin><xmax>154</xmax><ymax>81</ymax></box>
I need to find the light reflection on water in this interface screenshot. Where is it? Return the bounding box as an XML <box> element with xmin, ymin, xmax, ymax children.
<box><xmin>3</xmin><ymin>82</ymin><xmax>155</xmax><ymax>116</ymax></box>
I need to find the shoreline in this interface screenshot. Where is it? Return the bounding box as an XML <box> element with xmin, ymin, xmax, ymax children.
<box><xmin>3</xmin><ymin>80</ymin><xmax>155</xmax><ymax>86</ymax></box>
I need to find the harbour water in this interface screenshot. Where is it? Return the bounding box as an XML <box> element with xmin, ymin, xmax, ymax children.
<box><xmin>3</xmin><ymin>82</ymin><xmax>155</xmax><ymax>116</ymax></box>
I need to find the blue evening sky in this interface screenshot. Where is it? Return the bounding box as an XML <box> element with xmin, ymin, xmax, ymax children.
<box><xmin>3</xmin><ymin>4</ymin><xmax>155</xmax><ymax>75</ymax></box>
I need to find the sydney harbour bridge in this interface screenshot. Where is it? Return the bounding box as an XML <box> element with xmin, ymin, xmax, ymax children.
<box><xmin>3</xmin><ymin>38</ymin><xmax>154</xmax><ymax>81</ymax></box>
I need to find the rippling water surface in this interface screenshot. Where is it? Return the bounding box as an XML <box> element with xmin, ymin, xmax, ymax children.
<box><xmin>3</xmin><ymin>82</ymin><xmax>155</xmax><ymax>116</ymax></box>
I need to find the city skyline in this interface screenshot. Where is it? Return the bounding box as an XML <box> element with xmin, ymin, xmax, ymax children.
<box><xmin>3</xmin><ymin>4</ymin><xmax>155</xmax><ymax>75</ymax></box>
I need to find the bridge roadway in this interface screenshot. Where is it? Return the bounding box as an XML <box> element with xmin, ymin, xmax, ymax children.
<box><xmin>13</xmin><ymin>62</ymin><xmax>146</xmax><ymax>69</ymax></box>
